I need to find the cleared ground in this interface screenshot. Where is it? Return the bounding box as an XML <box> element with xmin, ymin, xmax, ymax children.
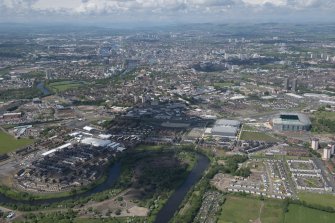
<box><xmin>284</xmin><ymin>204</ymin><xmax>335</xmax><ymax>223</ymax></box>
<box><xmin>242</xmin><ymin>124</ymin><xmax>257</xmax><ymax>131</ymax></box>
<box><xmin>240</xmin><ymin>131</ymin><xmax>278</xmax><ymax>142</ymax></box>
<box><xmin>0</xmin><ymin>130</ymin><xmax>33</xmax><ymax>154</ymax></box>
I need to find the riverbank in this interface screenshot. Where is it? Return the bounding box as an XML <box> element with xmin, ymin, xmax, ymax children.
<box><xmin>154</xmin><ymin>153</ymin><xmax>210</xmax><ymax>223</ymax></box>
<box><xmin>0</xmin><ymin>146</ymin><xmax>210</xmax><ymax>223</ymax></box>
<box><xmin>0</xmin><ymin>162</ymin><xmax>121</xmax><ymax>209</ymax></box>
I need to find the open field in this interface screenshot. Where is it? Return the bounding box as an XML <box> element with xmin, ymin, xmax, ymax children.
<box><xmin>0</xmin><ymin>130</ymin><xmax>33</xmax><ymax>154</ymax></box>
<box><xmin>284</xmin><ymin>204</ymin><xmax>335</xmax><ymax>223</ymax></box>
<box><xmin>74</xmin><ymin>218</ymin><xmax>132</xmax><ymax>223</ymax></box>
<box><xmin>299</xmin><ymin>192</ymin><xmax>335</xmax><ymax>209</ymax></box>
<box><xmin>240</xmin><ymin>131</ymin><xmax>278</xmax><ymax>142</ymax></box>
<box><xmin>313</xmin><ymin>111</ymin><xmax>335</xmax><ymax>120</ymax></box>
<box><xmin>312</xmin><ymin>111</ymin><xmax>335</xmax><ymax>133</ymax></box>
<box><xmin>242</xmin><ymin>124</ymin><xmax>257</xmax><ymax>131</ymax></box>
<box><xmin>134</xmin><ymin>144</ymin><xmax>164</xmax><ymax>151</ymax></box>
<box><xmin>261</xmin><ymin>200</ymin><xmax>285</xmax><ymax>223</ymax></box>
<box><xmin>218</xmin><ymin>196</ymin><xmax>284</xmax><ymax>223</ymax></box>
<box><xmin>213</xmin><ymin>82</ymin><xmax>233</xmax><ymax>88</ymax></box>
<box><xmin>218</xmin><ymin>195</ymin><xmax>335</xmax><ymax>223</ymax></box>
<box><xmin>47</xmin><ymin>80</ymin><xmax>86</xmax><ymax>92</ymax></box>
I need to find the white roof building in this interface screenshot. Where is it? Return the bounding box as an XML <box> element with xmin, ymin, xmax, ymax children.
<box><xmin>81</xmin><ymin>137</ymin><xmax>111</xmax><ymax>147</ymax></box>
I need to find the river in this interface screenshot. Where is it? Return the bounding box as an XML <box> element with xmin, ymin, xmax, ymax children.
<box><xmin>36</xmin><ymin>82</ymin><xmax>51</xmax><ymax>96</ymax></box>
<box><xmin>0</xmin><ymin>153</ymin><xmax>209</xmax><ymax>223</ymax></box>
<box><xmin>154</xmin><ymin>153</ymin><xmax>210</xmax><ymax>223</ymax></box>
<box><xmin>0</xmin><ymin>162</ymin><xmax>121</xmax><ymax>206</ymax></box>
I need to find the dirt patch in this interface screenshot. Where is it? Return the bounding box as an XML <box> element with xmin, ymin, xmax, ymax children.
<box><xmin>79</xmin><ymin>192</ymin><xmax>149</xmax><ymax>218</ymax></box>
<box><xmin>127</xmin><ymin>206</ymin><xmax>148</xmax><ymax>217</ymax></box>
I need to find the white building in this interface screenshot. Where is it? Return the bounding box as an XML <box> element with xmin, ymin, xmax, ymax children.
<box><xmin>81</xmin><ymin>137</ymin><xmax>111</xmax><ymax>147</ymax></box>
<box><xmin>311</xmin><ymin>138</ymin><xmax>319</xmax><ymax>150</ymax></box>
<box><xmin>322</xmin><ymin>148</ymin><xmax>331</xmax><ymax>160</ymax></box>
<box><xmin>328</xmin><ymin>143</ymin><xmax>335</xmax><ymax>155</ymax></box>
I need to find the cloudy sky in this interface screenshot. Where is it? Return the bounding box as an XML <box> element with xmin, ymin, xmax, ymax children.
<box><xmin>0</xmin><ymin>0</ymin><xmax>334</xmax><ymax>25</ymax></box>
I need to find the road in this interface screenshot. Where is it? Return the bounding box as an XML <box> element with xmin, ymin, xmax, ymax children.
<box><xmin>313</xmin><ymin>157</ymin><xmax>335</xmax><ymax>191</ymax></box>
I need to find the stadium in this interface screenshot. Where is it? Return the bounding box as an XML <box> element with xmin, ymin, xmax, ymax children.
<box><xmin>271</xmin><ymin>113</ymin><xmax>311</xmax><ymax>132</ymax></box>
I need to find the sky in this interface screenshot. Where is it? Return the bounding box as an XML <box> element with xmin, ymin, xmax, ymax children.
<box><xmin>0</xmin><ymin>0</ymin><xmax>334</xmax><ymax>26</ymax></box>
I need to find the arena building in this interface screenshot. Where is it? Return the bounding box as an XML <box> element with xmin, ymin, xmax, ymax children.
<box><xmin>271</xmin><ymin>113</ymin><xmax>311</xmax><ymax>132</ymax></box>
<box><xmin>205</xmin><ymin>119</ymin><xmax>241</xmax><ymax>138</ymax></box>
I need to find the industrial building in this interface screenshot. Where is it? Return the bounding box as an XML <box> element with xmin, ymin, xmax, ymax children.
<box><xmin>271</xmin><ymin>113</ymin><xmax>311</xmax><ymax>132</ymax></box>
<box><xmin>215</xmin><ymin>119</ymin><xmax>241</xmax><ymax>128</ymax></box>
<box><xmin>211</xmin><ymin>126</ymin><xmax>239</xmax><ymax>138</ymax></box>
<box><xmin>1</xmin><ymin>112</ymin><xmax>22</xmax><ymax>120</ymax></box>
<box><xmin>207</xmin><ymin>119</ymin><xmax>241</xmax><ymax>138</ymax></box>
<box><xmin>81</xmin><ymin>137</ymin><xmax>112</xmax><ymax>147</ymax></box>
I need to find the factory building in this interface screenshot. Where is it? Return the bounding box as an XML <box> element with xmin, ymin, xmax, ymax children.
<box><xmin>81</xmin><ymin>137</ymin><xmax>112</xmax><ymax>147</ymax></box>
<box><xmin>1</xmin><ymin>112</ymin><xmax>22</xmax><ymax>120</ymax></box>
<box><xmin>271</xmin><ymin>113</ymin><xmax>311</xmax><ymax>132</ymax></box>
<box><xmin>211</xmin><ymin>126</ymin><xmax>239</xmax><ymax>138</ymax></box>
<box><xmin>215</xmin><ymin>119</ymin><xmax>241</xmax><ymax>128</ymax></box>
<box><xmin>207</xmin><ymin>119</ymin><xmax>241</xmax><ymax>138</ymax></box>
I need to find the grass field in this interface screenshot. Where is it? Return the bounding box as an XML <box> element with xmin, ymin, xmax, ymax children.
<box><xmin>239</xmin><ymin>131</ymin><xmax>278</xmax><ymax>142</ymax></box>
<box><xmin>284</xmin><ymin>204</ymin><xmax>335</xmax><ymax>223</ymax></box>
<box><xmin>213</xmin><ymin>82</ymin><xmax>233</xmax><ymax>88</ymax></box>
<box><xmin>313</xmin><ymin>111</ymin><xmax>335</xmax><ymax>120</ymax></box>
<box><xmin>218</xmin><ymin>196</ymin><xmax>284</xmax><ymax>223</ymax></box>
<box><xmin>299</xmin><ymin>192</ymin><xmax>335</xmax><ymax>209</ymax></box>
<box><xmin>74</xmin><ymin>218</ymin><xmax>132</xmax><ymax>223</ymax></box>
<box><xmin>311</xmin><ymin>111</ymin><xmax>335</xmax><ymax>133</ymax></box>
<box><xmin>0</xmin><ymin>130</ymin><xmax>33</xmax><ymax>154</ymax></box>
<box><xmin>242</xmin><ymin>124</ymin><xmax>257</xmax><ymax>131</ymax></box>
<box><xmin>48</xmin><ymin>80</ymin><xmax>86</xmax><ymax>92</ymax></box>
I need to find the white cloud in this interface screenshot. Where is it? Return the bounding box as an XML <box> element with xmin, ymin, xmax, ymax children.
<box><xmin>0</xmin><ymin>0</ymin><xmax>334</xmax><ymax>23</ymax></box>
<box><xmin>242</xmin><ymin>0</ymin><xmax>286</xmax><ymax>6</ymax></box>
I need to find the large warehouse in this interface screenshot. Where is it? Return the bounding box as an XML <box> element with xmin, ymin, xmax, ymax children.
<box><xmin>271</xmin><ymin>113</ymin><xmax>311</xmax><ymax>132</ymax></box>
<box><xmin>206</xmin><ymin>119</ymin><xmax>241</xmax><ymax>138</ymax></box>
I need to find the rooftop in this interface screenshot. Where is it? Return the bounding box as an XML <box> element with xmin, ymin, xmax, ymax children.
<box><xmin>272</xmin><ymin>112</ymin><xmax>311</xmax><ymax>125</ymax></box>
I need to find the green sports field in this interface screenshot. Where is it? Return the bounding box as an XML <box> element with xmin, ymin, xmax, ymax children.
<box><xmin>47</xmin><ymin>80</ymin><xmax>86</xmax><ymax>92</ymax></box>
<box><xmin>0</xmin><ymin>130</ymin><xmax>33</xmax><ymax>154</ymax></box>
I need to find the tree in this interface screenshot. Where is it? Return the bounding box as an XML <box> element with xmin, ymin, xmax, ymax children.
<box><xmin>115</xmin><ymin>208</ymin><xmax>121</xmax><ymax>215</ymax></box>
<box><xmin>235</xmin><ymin>167</ymin><xmax>251</xmax><ymax>178</ymax></box>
